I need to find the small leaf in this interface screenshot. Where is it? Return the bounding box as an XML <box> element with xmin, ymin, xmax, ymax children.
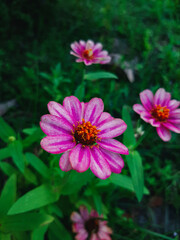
<box><xmin>8</xmin><ymin>184</ymin><xmax>59</xmax><ymax>215</ymax></box>
<box><xmin>74</xmin><ymin>82</ymin><xmax>85</xmax><ymax>101</ymax></box>
<box><xmin>23</xmin><ymin>128</ymin><xmax>44</xmax><ymax>148</ymax></box>
<box><xmin>0</xmin><ymin>233</ymin><xmax>11</xmax><ymax>240</ymax></box>
<box><xmin>0</xmin><ymin>162</ymin><xmax>18</xmax><ymax>176</ymax></box>
<box><xmin>126</xmin><ymin>151</ymin><xmax>144</xmax><ymax>202</ymax></box>
<box><xmin>0</xmin><ymin>213</ymin><xmax>54</xmax><ymax>232</ymax></box>
<box><xmin>0</xmin><ymin>148</ymin><xmax>11</xmax><ymax>161</ymax></box>
<box><xmin>31</xmin><ymin>225</ymin><xmax>48</xmax><ymax>240</ymax></box>
<box><xmin>84</xmin><ymin>71</ymin><xmax>118</xmax><ymax>81</ymax></box>
<box><xmin>122</xmin><ymin>105</ymin><xmax>136</xmax><ymax>147</ymax></box>
<box><xmin>92</xmin><ymin>190</ymin><xmax>102</xmax><ymax>215</ymax></box>
<box><xmin>8</xmin><ymin>140</ymin><xmax>25</xmax><ymax>173</ymax></box>
<box><xmin>49</xmin><ymin>219</ymin><xmax>72</xmax><ymax>240</ymax></box>
<box><xmin>0</xmin><ymin>175</ymin><xmax>16</xmax><ymax>217</ymax></box>
<box><xmin>0</xmin><ymin>117</ymin><xmax>16</xmax><ymax>143</ymax></box>
<box><xmin>25</xmin><ymin>153</ymin><xmax>50</xmax><ymax>178</ymax></box>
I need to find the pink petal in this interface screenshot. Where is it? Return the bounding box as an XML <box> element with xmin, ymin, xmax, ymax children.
<box><xmin>98</xmin><ymin>119</ymin><xmax>127</xmax><ymax>139</ymax></box>
<box><xmin>71</xmin><ymin>42</ymin><xmax>82</xmax><ymax>55</ymax></box>
<box><xmin>92</xmin><ymin>43</ymin><xmax>103</xmax><ymax>55</ymax></box>
<box><xmin>47</xmin><ymin>101</ymin><xmax>74</xmax><ymax>125</ymax></box>
<box><xmin>71</xmin><ymin>212</ymin><xmax>84</xmax><ymax>223</ymax></box>
<box><xmin>97</xmin><ymin>231</ymin><xmax>111</xmax><ymax>240</ymax></box>
<box><xmin>99</xmin><ymin>56</ymin><xmax>111</xmax><ymax>64</ymax></box>
<box><xmin>162</xmin><ymin>122</ymin><xmax>180</xmax><ymax>133</ymax></box>
<box><xmin>90</xmin><ymin>209</ymin><xmax>99</xmax><ymax>218</ymax></box>
<box><xmin>86</xmin><ymin>40</ymin><xmax>94</xmax><ymax>49</ymax></box>
<box><xmin>72</xmin><ymin>223</ymin><xmax>84</xmax><ymax>233</ymax></box>
<box><xmin>97</xmin><ymin>139</ymin><xmax>129</xmax><ymax>155</ymax></box>
<box><xmin>84</xmin><ymin>98</ymin><xmax>104</xmax><ymax>125</ymax></box>
<box><xmin>75</xmin><ymin>229</ymin><xmax>88</xmax><ymax>240</ymax></box>
<box><xmin>59</xmin><ymin>151</ymin><xmax>72</xmax><ymax>171</ymax></box>
<box><xmin>40</xmin><ymin>135</ymin><xmax>75</xmax><ymax>154</ymax></box>
<box><xmin>168</xmin><ymin>118</ymin><xmax>180</xmax><ymax>124</ymax></box>
<box><xmin>140</xmin><ymin>89</ymin><xmax>154</xmax><ymax>111</ymax></box>
<box><xmin>100</xmin><ymin>148</ymin><xmax>124</xmax><ymax>174</ymax></box>
<box><xmin>90</xmin><ymin>233</ymin><xmax>99</xmax><ymax>240</ymax></box>
<box><xmin>84</xmin><ymin>59</ymin><xmax>93</xmax><ymax>65</ymax></box>
<box><xmin>69</xmin><ymin>144</ymin><xmax>90</xmax><ymax>172</ymax></box>
<box><xmin>140</xmin><ymin>111</ymin><xmax>153</xmax><ymax>123</ymax></box>
<box><xmin>70</xmin><ymin>51</ymin><xmax>81</xmax><ymax>58</ymax></box>
<box><xmin>99</xmin><ymin>225</ymin><xmax>112</xmax><ymax>234</ymax></box>
<box><xmin>76</xmin><ymin>59</ymin><xmax>84</xmax><ymax>62</ymax></box>
<box><xmin>90</xmin><ymin>147</ymin><xmax>111</xmax><ymax>179</ymax></box>
<box><xmin>40</xmin><ymin>114</ymin><xmax>73</xmax><ymax>136</ymax></box>
<box><xmin>79</xmin><ymin>206</ymin><xmax>89</xmax><ymax>221</ymax></box>
<box><xmin>96</xmin><ymin>112</ymin><xmax>114</xmax><ymax>127</ymax></box>
<box><xmin>156</xmin><ymin>126</ymin><xmax>171</xmax><ymax>142</ymax></box>
<box><xmin>169</xmin><ymin>109</ymin><xmax>180</xmax><ymax>118</ymax></box>
<box><xmin>154</xmin><ymin>88</ymin><xmax>171</xmax><ymax>106</ymax></box>
<box><xmin>148</xmin><ymin>118</ymin><xmax>161</xmax><ymax>127</ymax></box>
<box><xmin>133</xmin><ymin>104</ymin><xmax>146</xmax><ymax>114</ymax></box>
<box><xmin>96</xmin><ymin>50</ymin><xmax>108</xmax><ymax>57</ymax></box>
<box><xmin>79</xmin><ymin>40</ymin><xmax>86</xmax><ymax>49</ymax></box>
<box><xmin>63</xmin><ymin>96</ymin><xmax>82</xmax><ymax>124</ymax></box>
<box><xmin>168</xmin><ymin>99</ymin><xmax>180</xmax><ymax>110</ymax></box>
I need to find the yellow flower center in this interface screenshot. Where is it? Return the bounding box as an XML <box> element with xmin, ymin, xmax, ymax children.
<box><xmin>151</xmin><ymin>105</ymin><xmax>170</xmax><ymax>122</ymax></box>
<box><xmin>73</xmin><ymin>119</ymin><xmax>100</xmax><ymax>146</ymax></box>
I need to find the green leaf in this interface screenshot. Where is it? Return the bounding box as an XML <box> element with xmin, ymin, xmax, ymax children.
<box><xmin>74</xmin><ymin>82</ymin><xmax>85</xmax><ymax>101</ymax></box>
<box><xmin>0</xmin><ymin>213</ymin><xmax>54</xmax><ymax>232</ymax></box>
<box><xmin>0</xmin><ymin>117</ymin><xmax>16</xmax><ymax>143</ymax></box>
<box><xmin>8</xmin><ymin>140</ymin><xmax>25</xmax><ymax>173</ymax></box>
<box><xmin>122</xmin><ymin>105</ymin><xmax>136</xmax><ymax>147</ymax></box>
<box><xmin>84</xmin><ymin>71</ymin><xmax>118</xmax><ymax>81</ymax></box>
<box><xmin>49</xmin><ymin>219</ymin><xmax>72</xmax><ymax>240</ymax></box>
<box><xmin>0</xmin><ymin>175</ymin><xmax>16</xmax><ymax>217</ymax></box>
<box><xmin>0</xmin><ymin>162</ymin><xmax>18</xmax><ymax>176</ymax></box>
<box><xmin>61</xmin><ymin>170</ymin><xmax>94</xmax><ymax>195</ymax></box>
<box><xmin>8</xmin><ymin>184</ymin><xmax>59</xmax><ymax>215</ymax></box>
<box><xmin>96</xmin><ymin>174</ymin><xmax>149</xmax><ymax>195</ymax></box>
<box><xmin>0</xmin><ymin>148</ymin><xmax>11</xmax><ymax>161</ymax></box>
<box><xmin>0</xmin><ymin>233</ymin><xmax>11</xmax><ymax>240</ymax></box>
<box><xmin>92</xmin><ymin>190</ymin><xmax>102</xmax><ymax>215</ymax></box>
<box><xmin>23</xmin><ymin>168</ymin><xmax>38</xmax><ymax>185</ymax></box>
<box><xmin>126</xmin><ymin>151</ymin><xmax>144</xmax><ymax>202</ymax></box>
<box><xmin>23</xmin><ymin>128</ymin><xmax>44</xmax><ymax>148</ymax></box>
<box><xmin>25</xmin><ymin>153</ymin><xmax>50</xmax><ymax>178</ymax></box>
<box><xmin>31</xmin><ymin>225</ymin><xmax>48</xmax><ymax>240</ymax></box>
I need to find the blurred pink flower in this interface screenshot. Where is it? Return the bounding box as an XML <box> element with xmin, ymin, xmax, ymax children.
<box><xmin>40</xmin><ymin>96</ymin><xmax>128</xmax><ymax>179</ymax></box>
<box><xmin>133</xmin><ymin>88</ymin><xmax>180</xmax><ymax>141</ymax></box>
<box><xmin>70</xmin><ymin>40</ymin><xmax>111</xmax><ymax>65</ymax></box>
<box><xmin>71</xmin><ymin>206</ymin><xmax>112</xmax><ymax>240</ymax></box>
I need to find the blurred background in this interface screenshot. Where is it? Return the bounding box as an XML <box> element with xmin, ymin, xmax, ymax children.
<box><xmin>0</xmin><ymin>0</ymin><xmax>180</xmax><ymax>239</ymax></box>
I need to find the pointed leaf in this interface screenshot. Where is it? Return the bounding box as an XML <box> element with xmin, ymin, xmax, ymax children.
<box><xmin>8</xmin><ymin>184</ymin><xmax>59</xmax><ymax>215</ymax></box>
<box><xmin>74</xmin><ymin>82</ymin><xmax>85</xmax><ymax>101</ymax></box>
<box><xmin>0</xmin><ymin>174</ymin><xmax>16</xmax><ymax>217</ymax></box>
<box><xmin>0</xmin><ymin>117</ymin><xmax>16</xmax><ymax>143</ymax></box>
<box><xmin>126</xmin><ymin>151</ymin><xmax>144</xmax><ymax>202</ymax></box>
<box><xmin>0</xmin><ymin>162</ymin><xmax>18</xmax><ymax>176</ymax></box>
<box><xmin>84</xmin><ymin>71</ymin><xmax>118</xmax><ymax>81</ymax></box>
<box><xmin>0</xmin><ymin>148</ymin><xmax>11</xmax><ymax>161</ymax></box>
<box><xmin>8</xmin><ymin>140</ymin><xmax>25</xmax><ymax>173</ymax></box>
<box><xmin>23</xmin><ymin>128</ymin><xmax>44</xmax><ymax>148</ymax></box>
<box><xmin>31</xmin><ymin>225</ymin><xmax>48</xmax><ymax>240</ymax></box>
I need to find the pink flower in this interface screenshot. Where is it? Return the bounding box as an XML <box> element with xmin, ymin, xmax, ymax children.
<box><xmin>71</xmin><ymin>206</ymin><xmax>112</xmax><ymax>240</ymax></box>
<box><xmin>133</xmin><ymin>88</ymin><xmax>180</xmax><ymax>141</ymax></box>
<box><xmin>70</xmin><ymin>40</ymin><xmax>111</xmax><ymax>65</ymax></box>
<box><xmin>40</xmin><ymin>96</ymin><xmax>128</xmax><ymax>179</ymax></box>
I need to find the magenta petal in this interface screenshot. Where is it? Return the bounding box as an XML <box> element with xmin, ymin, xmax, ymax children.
<box><xmin>140</xmin><ymin>89</ymin><xmax>154</xmax><ymax>111</ymax></box>
<box><xmin>59</xmin><ymin>151</ymin><xmax>72</xmax><ymax>171</ymax></box>
<box><xmin>140</xmin><ymin>112</ymin><xmax>152</xmax><ymax>123</ymax></box>
<box><xmin>40</xmin><ymin>135</ymin><xmax>75</xmax><ymax>154</ymax></box>
<box><xmin>69</xmin><ymin>144</ymin><xmax>90</xmax><ymax>172</ymax></box>
<box><xmin>97</xmin><ymin>139</ymin><xmax>129</xmax><ymax>155</ymax></box>
<box><xmin>79</xmin><ymin>206</ymin><xmax>89</xmax><ymax>220</ymax></box>
<box><xmin>84</xmin><ymin>59</ymin><xmax>93</xmax><ymax>65</ymax></box>
<box><xmin>93</xmin><ymin>43</ymin><xmax>103</xmax><ymax>55</ymax></box>
<box><xmin>162</xmin><ymin>122</ymin><xmax>180</xmax><ymax>133</ymax></box>
<box><xmin>47</xmin><ymin>101</ymin><xmax>74</xmax><ymax>125</ymax></box>
<box><xmin>40</xmin><ymin>114</ymin><xmax>73</xmax><ymax>136</ymax></box>
<box><xmin>133</xmin><ymin>104</ymin><xmax>146</xmax><ymax>114</ymax></box>
<box><xmin>86</xmin><ymin>40</ymin><xmax>94</xmax><ymax>49</ymax></box>
<box><xmin>63</xmin><ymin>96</ymin><xmax>82</xmax><ymax>124</ymax></box>
<box><xmin>154</xmin><ymin>88</ymin><xmax>171</xmax><ymax>106</ymax></box>
<box><xmin>148</xmin><ymin>118</ymin><xmax>161</xmax><ymax>127</ymax></box>
<box><xmin>75</xmin><ymin>230</ymin><xmax>88</xmax><ymax>240</ymax></box>
<box><xmin>90</xmin><ymin>234</ymin><xmax>99</xmax><ymax>240</ymax></box>
<box><xmin>98</xmin><ymin>119</ymin><xmax>127</xmax><ymax>139</ymax></box>
<box><xmin>71</xmin><ymin>212</ymin><xmax>83</xmax><ymax>223</ymax></box>
<box><xmin>97</xmin><ymin>232</ymin><xmax>111</xmax><ymax>240</ymax></box>
<box><xmin>84</xmin><ymin>98</ymin><xmax>104</xmax><ymax>125</ymax></box>
<box><xmin>90</xmin><ymin>147</ymin><xmax>111</xmax><ymax>179</ymax></box>
<box><xmin>168</xmin><ymin>100</ymin><xmax>180</xmax><ymax>110</ymax></box>
<box><xmin>169</xmin><ymin>109</ymin><xmax>180</xmax><ymax>118</ymax></box>
<box><xmin>100</xmin><ymin>147</ymin><xmax>124</xmax><ymax>174</ymax></box>
<box><xmin>96</xmin><ymin>112</ymin><xmax>114</xmax><ymax>127</ymax></box>
<box><xmin>156</xmin><ymin>126</ymin><xmax>171</xmax><ymax>142</ymax></box>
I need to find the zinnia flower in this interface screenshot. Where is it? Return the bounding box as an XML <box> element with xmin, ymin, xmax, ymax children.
<box><xmin>40</xmin><ymin>96</ymin><xmax>128</xmax><ymax>179</ymax></box>
<box><xmin>133</xmin><ymin>88</ymin><xmax>180</xmax><ymax>141</ymax></box>
<box><xmin>70</xmin><ymin>40</ymin><xmax>111</xmax><ymax>65</ymax></box>
<box><xmin>71</xmin><ymin>206</ymin><xmax>112</xmax><ymax>240</ymax></box>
